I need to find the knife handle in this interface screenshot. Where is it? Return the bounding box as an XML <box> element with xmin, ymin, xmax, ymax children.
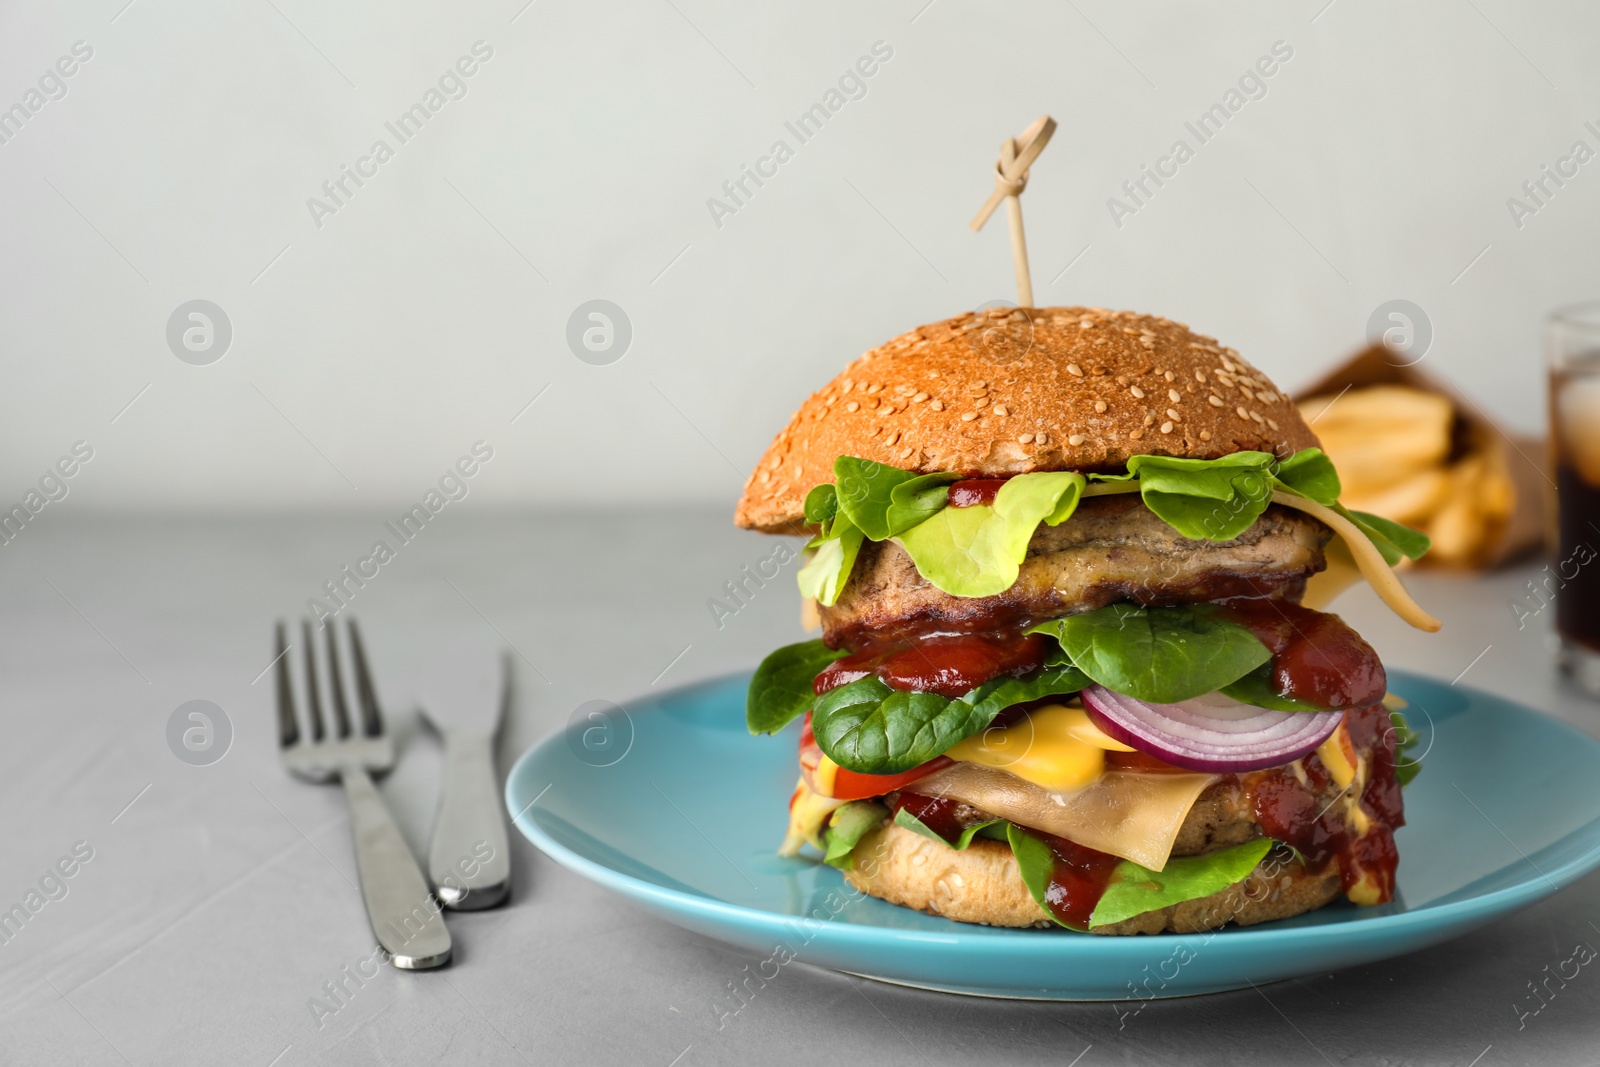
<box><xmin>428</xmin><ymin>730</ymin><xmax>511</xmax><ymax>909</ymax></box>
<box><xmin>342</xmin><ymin>766</ymin><xmax>451</xmax><ymax>968</ymax></box>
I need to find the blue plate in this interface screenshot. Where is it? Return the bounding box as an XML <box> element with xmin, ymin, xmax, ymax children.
<box><xmin>506</xmin><ymin>670</ymin><xmax>1600</xmax><ymax>1000</ymax></box>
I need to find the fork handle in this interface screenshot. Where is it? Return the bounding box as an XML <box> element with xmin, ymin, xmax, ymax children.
<box><xmin>341</xmin><ymin>767</ymin><xmax>452</xmax><ymax>969</ymax></box>
<box><xmin>428</xmin><ymin>730</ymin><xmax>511</xmax><ymax>909</ymax></box>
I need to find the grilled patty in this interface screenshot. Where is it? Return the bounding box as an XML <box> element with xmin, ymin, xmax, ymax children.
<box><xmin>819</xmin><ymin>495</ymin><xmax>1331</xmax><ymax>648</ymax></box>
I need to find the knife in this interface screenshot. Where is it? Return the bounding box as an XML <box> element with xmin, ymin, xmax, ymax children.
<box><xmin>415</xmin><ymin>644</ymin><xmax>512</xmax><ymax>910</ymax></box>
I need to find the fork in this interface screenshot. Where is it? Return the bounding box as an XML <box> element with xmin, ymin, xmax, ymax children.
<box><xmin>274</xmin><ymin>618</ymin><xmax>452</xmax><ymax>970</ymax></box>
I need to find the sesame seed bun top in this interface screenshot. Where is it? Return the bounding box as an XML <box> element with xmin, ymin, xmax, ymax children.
<box><xmin>734</xmin><ymin>306</ymin><xmax>1320</xmax><ymax>533</ymax></box>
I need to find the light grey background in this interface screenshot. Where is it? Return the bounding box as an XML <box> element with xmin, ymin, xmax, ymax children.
<box><xmin>1</xmin><ymin>0</ymin><xmax>1595</xmax><ymax>511</ymax></box>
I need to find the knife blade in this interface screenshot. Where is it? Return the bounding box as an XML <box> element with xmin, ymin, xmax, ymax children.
<box><xmin>415</xmin><ymin>643</ymin><xmax>512</xmax><ymax>910</ymax></box>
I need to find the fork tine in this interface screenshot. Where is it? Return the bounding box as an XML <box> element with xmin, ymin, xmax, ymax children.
<box><xmin>274</xmin><ymin>621</ymin><xmax>299</xmax><ymax>748</ymax></box>
<box><xmin>301</xmin><ymin>620</ymin><xmax>327</xmax><ymax>742</ymax></box>
<box><xmin>347</xmin><ymin>619</ymin><xmax>383</xmax><ymax>738</ymax></box>
<box><xmin>323</xmin><ymin>623</ymin><xmax>353</xmax><ymax>739</ymax></box>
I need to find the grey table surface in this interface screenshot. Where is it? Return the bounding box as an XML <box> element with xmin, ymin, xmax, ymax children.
<box><xmin>1</xmin><ymin>510</ymin><xmax>1595</xmax><ymax>1067</ymax></box>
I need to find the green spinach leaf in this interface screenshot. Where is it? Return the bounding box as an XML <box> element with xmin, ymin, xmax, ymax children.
<box><xmin>1338</xmin><ymin>505</ymin><xmax>1432</xmax><ymax>565</ymax></box>
<box><xmin>1219</xmin><ymin>664</ymin><xmax>1331</xmax><ymax>712</ymax></box>
<box><xmin>1272</xmin><ymin>448</ymin><xmax>1341</xmax><ymax>505</ymax></box>
<box><xmin>1390</xmin><ymin>708</ymin><xmax>1424</xmax><ymax>787</ymax></box>
<box><xmin>746</xmin><ymin>639</ymin><xmax>848</xmax><ymax>735</ymax></box>
<box><xmin>810</xmin><ymin>664</ymin><xmax>1090</xmax><ymax>774</ymax></box>
<box><xmin>892</xmin><ymin>805</ymin><xmax>1002</xmax><ymax>851</ymax></box>
<box><xmin>1030</xmin><ymin>603</ymin><xmax>1271</xmax><ymax>704</ymax></box>
<box><xmin>834</xmin><ymin>456</ymin><xmax>920</xmax><ymax>540</ymax></box>
<box><xmin>1089</xmin><ymin>838</ymin><xmax>1275</xmax><ymax>928</ymax></box>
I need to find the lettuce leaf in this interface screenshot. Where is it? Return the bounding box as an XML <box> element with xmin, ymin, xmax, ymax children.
<box><xmin>1007</xmin><ymin>824</ymin><xmax>1275</xmax><ymax>930</ymax></box>
<box><xmin>893</xmin><ymin>805</ymin><xmax>1003</xmax><ymax>850</ymax></box>
<box><xmin>795</xmin><ymin>448</ymin><xmax>1427</xmax><ymax>605</ymax></box>
<box><xmin>810</xmin><ymin>664</ymin><xmax>1091</xmax><ymax>774</ymax></box>
<box><xmin>822</xmin><ymin>800</ymin><xmax>888</xmax><ymax>869</ymax></box>
<box><xmin>894</xmin><ymin>471</ymin><xmax>1085</xmax><ymax>598</ymax></box>
<box><xmin>796</xmin><ymin>515</ymin><xmax>863</xmax><ymax>606</ymax></box>
<box><xmin>746</xmin><ymin>639</ymin><xmax>848</xmax><ymax>734</ymax></box>
<box><xmin>1092</xmin><ymin>452</ymin><xmax>1277</xmax><ymax>541</ymax></box>
<box><xmin>1030</xmin><ymin>603</ymin><xmax>1271</xmax><ymax>704</ymax></box>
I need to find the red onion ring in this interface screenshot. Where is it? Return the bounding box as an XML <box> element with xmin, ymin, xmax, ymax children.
<box><xmin>1080</xmin><ymin>685</ymin><xmax>1345</xmax><ymax>772</ymax></box>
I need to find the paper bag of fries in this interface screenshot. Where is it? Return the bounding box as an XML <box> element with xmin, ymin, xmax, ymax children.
<box><xmin>1295</xmin><ymin>346</ymin><xmax>1545</xmax><ymax>572</ymax></box>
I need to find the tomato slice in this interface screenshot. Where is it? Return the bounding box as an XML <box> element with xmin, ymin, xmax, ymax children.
<box><xmin>798</xmin><ymin>713</ymin><xmax>952</xmax><ymax>801</ymax></box>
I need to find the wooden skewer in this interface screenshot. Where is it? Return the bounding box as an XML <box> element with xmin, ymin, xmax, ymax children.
<box><xmin>971</xmin><ymin>115</ymin><xmax>1056</xmax><ymax>308</ymax></box>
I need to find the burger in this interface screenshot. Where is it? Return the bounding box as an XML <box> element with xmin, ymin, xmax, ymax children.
<box><xmin>736</xmin><ymin>306</ymin><xmax>1437</xmax><ymax>935</ymax></box>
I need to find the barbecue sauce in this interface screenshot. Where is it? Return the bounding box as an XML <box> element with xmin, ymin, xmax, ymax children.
<box><xmin>1246</xmin><ymin>703</ymin><xmax>1402</xmax><ymax>902</ymax></box>
<box><xmin>814</xmin><ymin>632</ymin><xmax>1049</xmax><ymax>699</ymax></box>
<box><xmin>1217</xmin><ymin>599</ymin><xmax>1386</xmax><ymax>709</ymax></box>
<box><xmin>947</xmin><ymin>478</ymin><xmax>1008</xmax><ymax>507</ymax></box>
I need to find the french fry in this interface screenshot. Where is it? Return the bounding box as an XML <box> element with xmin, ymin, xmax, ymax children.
<box><xmin>1421</xmin><ymin>450</ymin><xmax>1518</xmax><ymax>568</ymax></box>
<box><xmin>1299</xmin><ymin>386</ymin><xmax>1454</xmax><ymax>493</ymax></box>
<box><xmin>1341</xmin><ymin>467</ymin><xmax>1452</xmax><ymax>527</ymax></box>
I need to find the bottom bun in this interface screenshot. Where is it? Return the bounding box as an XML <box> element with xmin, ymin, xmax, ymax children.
<box><xmin>842</xmin><ymin>823</ymin><xmax>1342</xmax><ymax>935</ymax></box>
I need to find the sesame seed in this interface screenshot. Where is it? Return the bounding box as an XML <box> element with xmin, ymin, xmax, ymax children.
<box><xmin>867</xmin><ymin>383</ymin><xmax>882</xmax><ymax>394</ymax></box>
<box><xmin>1139</xmin><ymin>337</ymin><xmax>1155</xmax><ymax>348</ymax></box>
<box><xmin>1130</xmin><ymin>386</ymin><xmax>1146</xmax><ymax>398</ymax></box>
<box><xmin>1250</xmin><ymin>411</ymin><xmax>1264</xmax><ymax>423</ymax></box>
<box><xmin>961</xmin><ymin>412</ymin><xmax>978</xmax><ymax>422</ymax></box>
<box><xmin>1130</xmin><ymin>428</ymin><xmax>1144</xmax><ymax>440</ymax></box>
<box><xmin>1236</xmin><ymin>406</ymin><xmax>1249</xmax><ymax>419</ymax></box>
<box><xmin>842</xmin><ymin>378</ymin><xmax>854</xmax><ymax>390</ymax></box>
<box><xmin>757</xmin><ymin>470</ymin><xmax>770</xmax><ymax>483</ymax></box>
<box><xmin>975</xmin><ymin>397</ymin><xmax>990</xmax><ymax>408</ymax></box>
<box><xmin>1068</xmin><ymin>434</ymin><xmax>1086</xmax><ymax>446</ymax></box>
<box><xmin>930</xmin><ymin>399</ymin><xmax>945</xmax><ymax>411</ymax></box>
<box><xmin>1208</xmin><ymin>395</ymin><xmax>1224</xmax><ymax>407</ymax></box>
<box><xmin>1168</xmin><ymin>389</ymin><xmax>1181</xmax><ymax>403</ymax></box>
<box><xmin>899</xmin><ymin>447</ymin><xmax>913</xmax><ymax>459</ymax></box>
<box><xmin>1200</xmin><ymin>430</ymin><xmax>1212</xmax><ymax>441</ymax></box>
<box><xmin>976</xmin><ymin>380</ymin><xmax>988</xmax><ymax>388</ymax></box>
<box><xmin>886</xmin><ymin>430</ymin><xmax>901</xmax><ymax>445</ymax></box>
<box><xmin>1035</xmin><ymin>433</ymin><xmax>1049</xmax><ymax>445</ymax></box>
<box><xmin>1164</xmin><ymin>370</ymin><xmax>1175</xmax><ymax>382</ymax></box>
<box><xmin>1067</xmin><ymin>363</ymin><xmax>1084</xmax><ymax>377</ymax></box>
<box><xmin>1144</xmin><ymin>414</ymin><xmax>1155</xmax><ymax>426</ymax></box>
<box><xmin>846</xmin><ymin>401</ymin><xmax>860</xmax><ymax>412</ymax></box>
<box><xmin>1160</xmin><ymin>421</ymin><xmax>1173</xmax><ymax>434</ymax></box>
<box><xmin>1167</xmin><ymin>408</ymin><xmax>1180</xmax><ymax>421</ymax></box>
<box><xmin>1267</xmin><ymin>418</ymin><xmax>1279</xmax><ymax>430</ymax></box>
<box><xmin>913</xmin><ymin>392</ymin><xmax>929</xmax><ymax>402</ymax></box>
<box><xmin>1094</xmin><ymin>400</ymin><xmax>1107</xmax><ymax>413</ymax></box>
<box><xmin>1018</xmin><ymin>433</ymin><xmax>1034</xmax><ymax>444</ymax></box>
<box><xmin>994</xmin><ymin>404</ymin><xmax>1009</xmax><ymax>416</ymax></box>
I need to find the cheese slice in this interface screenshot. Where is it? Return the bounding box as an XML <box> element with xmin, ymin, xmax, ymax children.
<box><xmin>911</xmin><ymin>761</ymin><xmax>1215</xmax><ymax>871</ymax></box>
<box><xmin>947</xmin><ymin>704</ymin><xmax>1132</xmax><ymax>792</ymax></box>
